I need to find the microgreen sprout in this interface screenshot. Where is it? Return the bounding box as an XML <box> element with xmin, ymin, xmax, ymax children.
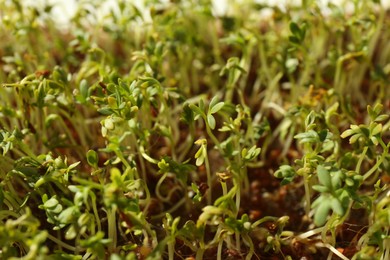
<box><xmin>1</xmin><ymin>0</ymin><xmax>390</xmax><ymax>259</ymax></box>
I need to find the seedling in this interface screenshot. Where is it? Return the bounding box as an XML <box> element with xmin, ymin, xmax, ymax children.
<box><xmin>1</xmin><ymin>1</ymin><xmax>390</xmax><ymax>259</ymax></box>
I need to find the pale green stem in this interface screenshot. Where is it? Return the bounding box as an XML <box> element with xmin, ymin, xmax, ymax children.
<box><xmin>205</xmin><ymin>122</ymin><xmax>223</xmax><ymax>154</ymax></box>
<box><xmin>107</xmin><ymin>207</ymin><xmax>117</xmax><ymax>252</ymax></box>
<box><xmin>0</xmin><ymin>210</ymin><xmax>20</xmax><ymax>219</ymax></box>
<box><xmin>72</xmin><ymin>176</ymin><xmax>103</xmax><ymax>190</ymax></box>
<box><xmin>90</xmin><ymin>195</ymin><xmax>101</xmax><ymax>233</ymax></box>
<box><xmin>150</xmin><ymin>197</ymin><xmax>186</xmax><ymax>220</ymax></box>
<box><xmin>47</xmin><ymin>233</ymin><xmax>81</xmax><ymax>252</ymax></box>
<box><xmin>303</xmin><ymin>172</ymin><xmax>311</xmax><ymax>216</ymax></box>
<box><xmin>220</xmin><ymin>181</ymin><xmax>233</xmax><ymax>248</ymax></box>
<box><xmin>363</xmin><ymin>139</ymin><xmax>388</xmax><ymax>181</ymax></box>
<box><xmin>363</xmin><ymin>155</ymin><xmax>385</xmax><ymax>181</ymax></box>
<box><xmin>195</xmin><ymin>246</ymin><xmax>205</xmax><ymax>260</ymax></box>
<box><xmin>235</xmin><ymin>182</ymin><xmax>241</xmax><ymax>217</ymax></box>
<box><xmin>356</xmin><ymin>146</ymin><xmax>368</xmax><ymax>174</ymax></box>
<box><xmin>155</xmin><ymin>172</ymin><xmax>170</xmax><ymax>202</ymax></box>
<box><xmin>217</xmin><ymin>240</ymin><xmax>223</xmax><ymax>260</ymax></box>
<box><xmin>252</xmin><ymin>216</ymin><xmax>278</xmax><ymax>229</ymax></box>
<box><xmin>296</xmin><ymin>226</ymin><xmax>324</xmax><ymax>239</ymax></box>
<box><xmin>316</xmin><ymin>242</ymin><xmax>349</xmax><ymax>260</ymax></box>
<box><xmin>242</xmin><ymin>233</ymin><xmax>255</xmax><ymax>260</ymax></box>
<box><xmin>235</xmin><ymin>231</ymin><xmax>241</xmax><ymax>252</ymax></box>
<box><xmin>205</xmin><ymin>147</ymin><xmax>212</xmax><ymax>204</ymax></box>
<box><xmin>168</xmin><ymin>237</ymin><xmax>175</xmax><ymax>260</ymax></box>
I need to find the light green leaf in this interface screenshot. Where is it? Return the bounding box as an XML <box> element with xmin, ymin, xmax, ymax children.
<box><xmin>210</xmin><ymin>102</ymin><xmax>225</xmax><ymax>114</ymax></box>
<box><xmin>196</xmin><ymin>155</ymin><xmax>205</xmax><ymax>166</ymax></box>
<box><xmin>349</xmin><ymin>133</ymin><xmax>361</xmax><ymax>144</ymax></box>
<box><xmin>330</xmin><ymin>197</ymin><xmax>344</xmax><ymax>216</ymax></box>
<box><xmin>314</xmin><ymin>200</ymin><xmax>331</xmax><ymax>226</ymax></box>
<box><xmin>317</xmin><ymin>165</ymin><xmax>332</xmax><ymax>189</ymax></box>
<box><xmin>207</xmin><ymin>114</ymin><xmax>216</xmax><ymax>129</ymax></box>
<box><xmin>44</xmin><ymin>197</ymin><xmax>59</xmax><ymax>209</ymax></box>
<box><xmin>69</xmin><ymin>161</ymin><xmax>81</xmax><ymax>170</ymax></box>
<box><xmin>370</xmin><ymin>136</ymin><xmax>379</xmax><ymax>146</ymax></box>
<box><xmin>312</xmin><ymin>185</ymin><xmax>329</xmax><ymax>193</ymax></box>
<box><xmin>209</xmin><ymin>96</ymin><xmax>219</xmax><ymax>109</ymax></box>
<box><xmin>374</xmin><ymin>114</ymin><xmax>389</xmax><ymax>122</ymax></box>
<box><xmin>371</xmin><ymin>123</ymin><xmax>382</xmax><ymax>136</ymax></box>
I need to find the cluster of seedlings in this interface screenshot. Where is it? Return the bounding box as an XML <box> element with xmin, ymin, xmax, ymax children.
<box><xmin>1</xmin><ymin>1</ymin><xmax>389</xmax><ymax>259</ymax></box>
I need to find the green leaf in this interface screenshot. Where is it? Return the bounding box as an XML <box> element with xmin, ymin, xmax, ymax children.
<box><xmin>104</xmin><ymin>118</ymin><xmax>115</xmax><ymax>130</ymax></box>
<box><xmin>330</xmin><ymin>197</ymin><xmax>344</xmax><ymax>216</ymax></box>
<box><xmin>207</xmin><ymin>114</ymin><xmax>216</xmax><ymax>129</ymax></box>
<box><xmin>44</xmin><ymin>197</ymin><xmax>59</xmax><ymax>209</ymax></box>
<box><xmin>340</xmin><ymin>128</ymin><xmax>355</xmax><ymax>139</ymax></box>
<box><xmin>345</xmin><ymin>178</ymin><xmax>355</xmax><ymax>186</ymax></box>
<box><xmin>367</xmin><ymin>105</ymin><xmax>375</xmax><ymax>119</ymax></box>
<box><xmin>36</xmin><ymin>81</ymin><xmax>46</xmax><ymax>108</ymax></box>
<box><xmin>318</xmin><ymin>129</ymin><xmax>332</xmax><ymax>142</ymax></box>
<box><xmin>370</xmin><ymin>136</ymin><xmax>379</xmax><ymax>146</ymax></box>
<box><xmin>294</xmin><ymin>130</ymin><xmax>318</xmax><ymax>143</ymax></box>
<box><xmin>274</xmin><ymin>165</ymin><xmax>295</xmax><ymax>178</ymax></box>
<box><xmin>194</xmin><ymin>142</ymin><xmax>206</xmax><ymax>166</ymax></box>
<box><xmin>210</xmin><ymin>102</ymin><xmax>225</xmax><ymax>114</ymax></box>
<box><xmin>371</xmin><ymin>123</ymin><xmax>382</xmax><ymax>136</ymax></box>
<box><xmin>288</xmin><ymin>36</ymin><xmax>300</xmax><ymax>45</ymax></box>
<box><xmin>69</xmin><ymin>161</ymin><xmax>80</xmax><ymax>170</ymax></box>
<box><xmin>58</xmin><ymin>206</ymin><xmax>79</xmax><ymax>224</ymax></box>
<box><xmin>243</xmin><ymin>145</ymin><xmax>261</xmax><ymax>161</ymax></box>
<box><xmin>305</xmin><ymin>111</ymin><xmax>316</xmax><ymax>128</ymax></box>
<box><xmin>157</xmin><ymin>159</ymin><xmax>170</xmax><ymax>173</ymax></box>
<box><xmin>314</xmin><ymin>200</ymin><xmax>331</xmax><ymax>226</ymax></box>
<box><xmin>182</xmin><ymin>104</ymin><xmax>194</xmax><ymax>124</ymax></box>
<box><xmin>289</xmin><ymin>22</ymin><xmax>301</xmax><ymax>37</ymax></box>
<box><xmin>209</xmin><ymin>96</ymin><xmax>219</xmax><ymax>109</ymax></box>
<box><xmin>312</xmin><ymin>185</ymin><xmax>329</xmax><ymax>193</ymax></box>
<box><xmin>199</xmin><ymin>99</ymin><xmax>205</xmax><ymax>111</ymax></box>
<box><xmin>87</xmin><ymin>150</ymin><xmax>98</xmax><ymax>167</ymax></box>
<box><xmin>331</xmin><ymin>170</ymin><xmax>343</xmax><ymax>189</ymax></box>
<box><xmin>51</xmin><ymin>203</ymin><xmax>63</xmax><ymax>214</ymax></box>
<box><xmin>374</xmin><ymin>114</ymin><xmax>389</xmax><ymax>122</ymax></box>
<box><xmin>274</xmin><ymin>165</ymin><xmax>296</xmax><ymax>185</ymax></box>
<box><xmin>325</xmin><ymin>102</ymin><xmax>339</xmax><ymax>123</ymax></box>
<box><xmin>280</xmin><ymin>177</ymin><xmax>294</xmax><ymax>185</ymax></box>
<box><xmin>189</xmin><ymin>104</ymin><xmax>204</xmax><ymax>117</ymax></box>
<box><xmin>374</xmin><ymin>103</ymin><xmax>383</xmax><ymax>114</ymax></box>
<box><xmin>360</xmin><ymin>126</ymin><xmax>370</xmax><ymax>137</ymax></box>
<box><xmin>317</xmin><ymin>165</ymin><xmax>332</xmax><ymax>189</ymax></box>
<box><xmin>79</xmin><ymin>79</ymin><xmax>89</xmax><ymax>100</ymax></box>
<box><xmin>97</xmin><ymin>108</ymin><xmax>114</xmax><ymax>115</ymax></box>
<box><xmin>349</xmin><ymin>133</ymin><xmax>361</xmax><ymax>144</ymax></box>
<box><xmin>65</xmin><ymin>225</ymin><xmax>77</xmax><ymax>240</ymax></box>
<box><xmin>195</xmin><ymin>155</ymin><xmax>205</xmax><ymax>166</ymax></box>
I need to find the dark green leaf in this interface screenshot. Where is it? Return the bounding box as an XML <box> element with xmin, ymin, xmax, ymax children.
<box><xmin>87</xmin><ymin>150</ymin><xmax>98</xmax><ymax>167</ymax></box>
<box><xmin>289</xmin><ymin>22</ymin><xmax>301</xmax><ymax>36</ymax></box>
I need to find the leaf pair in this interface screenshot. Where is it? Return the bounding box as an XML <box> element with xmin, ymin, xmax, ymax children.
<box><xmin>289</xmin><ymin>22</ymin><xmax>307</xmax><ymax>46</ymax></box>
<box><xmin>341</xmin><ymin>104</ymin><xmax>388</xmax><ymax>146</ymax></box>
<box><xmin>312</xmin><ymin>166</ymin><xmax>349</xmax><ymax>226</ymax></box>
<box><xmin>190</xmin><ymin>96</ymin><xmax>225</xmax><ymax>130</ymax></box>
